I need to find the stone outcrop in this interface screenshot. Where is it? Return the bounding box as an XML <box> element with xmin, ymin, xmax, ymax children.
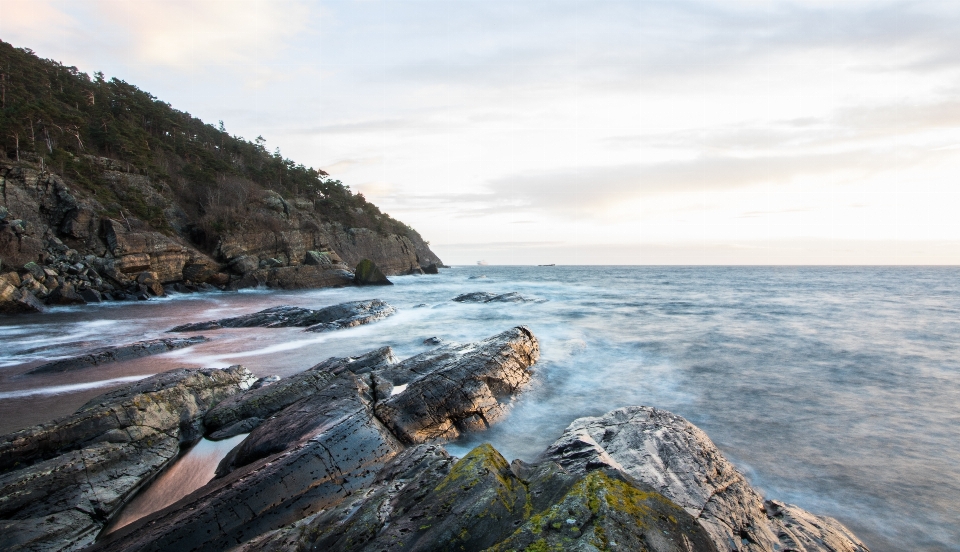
<box><xmin>0</xmin><ymin>366</ymin><xmax>256</xmax><ymax>552</ymax></box>
<box><xmin>89</xmin><ymin>328</ymin><xmax>540</xmax><ymax>552</ymax></box>
<box><xmin>25</xmin><ymin>336</ymin><xmax>210</xmax><ymax>375</ymax></box>
<box><xmin>541</xmin><ymin>406</ymin><xmax>869</xmax><ymax>552</ymax></box>
<box><xmin>167</xmin><ymin>299</ymin><xmax>396</xmax><ymax>333</ymax></box>
<box><xmin>0</xmin><ymin>159</ymin><xmax>442</xmax><ymax>315</ymax></box>
<box><xmin>237</xmin><ymin>443</ymin><xmax>718</xmax><ymax>552</ymax></box>
<box><xmin>453</xmin><ymin>291</ymin><xmax>539</xmax><ymax>303</ymax></box>
<box><xmin>371</xmin><ymin>326</ymin><xmax>540</xmax><ymax>444</ymax></box>
<box><xmin>353</xmin><ymin>258</ymin><xmax>392</xmax><ymax>285</ymax></box>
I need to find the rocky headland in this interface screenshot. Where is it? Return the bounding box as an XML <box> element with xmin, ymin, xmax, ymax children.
<box><xmin>0</xmin><ymin>41</ymin><xmax>442</xmax><ymax>315</ymax></box>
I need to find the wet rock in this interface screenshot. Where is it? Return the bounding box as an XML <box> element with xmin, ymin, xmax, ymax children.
<box><xmin>236</xmin><ymin>443</ymin><xmax>717</xmax><ymax>552</ymax></box>
<box><xmin>203</xmin><ymin>347</ymin><xmax>398</xmax><ymax>439</ymax></box>
<box><xmin>353</xmin><ymin>258</ymin><xmax>392</xmax><ymax>285</ymax></box>
<box><xmin>168</xmin><ymin>299</ymin><xmax>396</xmax><ymax>333</ymax></box>
<box><xmin>92</xmin><ymin>373</ymin><xmax>406</xmax><ymax>552</ymax></box>
<box><xmin>540</xmin><ymin>406</ymin><xmax>869</xmax><ymax>552</ymax></box>
<box><xmin>422</xmin><ymin>262</ymin><xmax>439</xmax><ymax>274</ymax></box>
<box><xmin>372</xmin><ymin>326</ymin><xmax>540</xmax><ymax>444</ymax></box>
<box><xmin>453</xmin><ymin>291</ymin><xmax>536</xmax><ymax>303</ymax></box>
<box><xmin>26</xmin><ymin>336</ymin><xmax>210</xmax><ymax>375</ymax></box>
<box><xmin>91</xmin><ymin>329</ymin><xmax>540</xmax><ymax>552</ymax></box>
<box><xmin>78</xmin><ymin>287</ymin><xmax>103</xmax><ymax>303</ymax></box>
<box><xmin>0</xmin><ymin>366</ymin><xmax>255</xmax><ymax>552</ymax></box>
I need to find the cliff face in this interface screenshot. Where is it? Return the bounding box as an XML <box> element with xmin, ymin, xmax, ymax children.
<box><xmin>0</xmin><ymin>40</ymin><xmax>442</xmax><ymax>312</ymax></box>
<box><xmin>0</xmin><ymin>158</ymin><xmax>442</xmax><ymax>312</ymax></box>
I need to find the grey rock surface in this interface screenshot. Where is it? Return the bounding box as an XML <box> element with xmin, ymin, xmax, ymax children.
<box><xmin>26</xmin><ymin>336</ymin><xmax>210</xmax><ymax>374</ymax></box>
<box><xmin>452</xmin><ymin>291</ymin><xmax>538</xmax><ymax>303</ymax></box>
<box><xmin>235</xmin><ymin>442</ymin><xmax>718</xmax><ymax>552</ymax></box>
<box><xmin>167</xmin><ymin>299</ymin><xmax>396</xmax><ymax>332</ymax></box>
<box><xmin>372</xmin><ymin>326</ymin><xmax>540</xmax><ymax>444</ymax></box>
<box><xmin>89</xmin><ymin>328</ymin><xmax>540</xmax><ymax>552</ymax></box>
<box><xmin>0</xmin><ymin>366</ymin><xmax>255</xmax><ymax>552</ymax></box>
<box><xmin>541</xmin><ymin>406</ymin><xmax>869</xmax><ymax>552</ymax></box>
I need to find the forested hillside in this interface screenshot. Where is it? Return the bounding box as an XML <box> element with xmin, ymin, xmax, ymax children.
<box><xmin>0</xmin><ymin>40</ymin><xmax>441</xmax><ymax>313</ymax></box>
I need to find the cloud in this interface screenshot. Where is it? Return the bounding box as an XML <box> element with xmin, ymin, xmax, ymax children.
<box><xmin>95</xmin><ymin>0</ymin><xmax>311</xmax><ymax>68</ymax></box>
<box><xmin>480</xmin><ymin>146</ymin><xmax>944</xmax><ymax>219</ymax></box>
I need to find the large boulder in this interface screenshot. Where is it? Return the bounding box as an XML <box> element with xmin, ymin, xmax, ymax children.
<box><xmin>540</xmin><ymin>406</ymin><xmax>869</xmax><ymax>552</ymax></box>
<box><xmin>168</xmin><ymin>299</ymin><xmax>396</xmax><ymax>333</ymax></box>
<box><xmin>0</xmin><ymin>279</ymin><xmax>44</xmax><ymax>314</ymax></box>
<box><xmin>353</xmin><ymin>258</ymin><xmax>392</xmax><ymax>285</ymax></box>
<box><xmin>0</xmin><ymin>367</ymin><xmax>256</xmax><ymax>552</ymax></box>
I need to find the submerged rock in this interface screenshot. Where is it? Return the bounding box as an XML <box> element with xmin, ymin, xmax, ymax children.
<box><xmin>26</xmin><ymin>336</ymin><xmax>210</xmax><ymax>374</ymax></box>
<box><xmin>453</xmin><ymin>291</ymin><xmax>538</xmax><ymax>303</ymax></box>
<box><xmin>353</xmin><ymin>258</ymin><xmax>392</xmax><ymax>285</ymax></box>
<box><xmin>0</xmin><ymin>366</ymin><xmax>255</xmax><ymax>552</ymax></box>
<box><xmin>167</xmin><ymin>299</ymin><xmax>396</xmax><ymax>332</ymax></box>
<box><xmin>540</xmin><ymin>406</ymin><xmax>869</xmax><ymax>552</ymax></box>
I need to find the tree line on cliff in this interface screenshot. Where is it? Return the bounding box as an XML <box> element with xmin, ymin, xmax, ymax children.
<box><xmin>0</xmin><ymin>40</ymin><xmax>419</xmax><ymax>243</ymax></box>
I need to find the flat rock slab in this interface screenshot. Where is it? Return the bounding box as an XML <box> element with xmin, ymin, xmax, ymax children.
<box><xmin>0</xmin><ymin>366</ymin><xmax>255</xmax><ymax>552</ymax></box>
<box><xmin>168</xmin><ymin>299</ymin><xmax>396</xmax><ymax>332</ymax></box>
<box><xmin>452</xmin><ymin>291</ymin><xmax>541</xmax><ymax>303</ymax></box>
<box><xmin>540</xmin><ymin>406</ymin><xmax>869</xmax><ymax>552</ymax></box>
<box><xmin>26</xmin><ymin>336</ymin><xmax>210</xmax><ymax>374</ymax></box>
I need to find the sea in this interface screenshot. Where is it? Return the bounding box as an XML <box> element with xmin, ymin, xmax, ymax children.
<box><xmin>1</xmin><ymin>266</ymin><xmax>958</xmax><ymax>551</ymax></box>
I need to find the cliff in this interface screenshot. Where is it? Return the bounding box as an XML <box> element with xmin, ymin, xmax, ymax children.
<box><xmin>0</xmin><ymin>41</ymin><xmax>442</xmax><ymax>312</ymax></box>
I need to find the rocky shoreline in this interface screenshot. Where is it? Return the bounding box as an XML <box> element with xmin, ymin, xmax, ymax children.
<box><xmin>1</xmin><ymin>161</ymin><xmax>443</xmax><ymax>314</ymax></box>
<box><xmin>0</xmin><ymin>317</ymin><xmax>869</xmax><ymax>552</ymax></box>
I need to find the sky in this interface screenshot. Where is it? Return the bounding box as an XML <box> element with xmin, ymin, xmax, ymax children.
<box><xmin>3</xmin><ymin>0</ymin><xmax>960</xmax><ymax>265</ymax></box>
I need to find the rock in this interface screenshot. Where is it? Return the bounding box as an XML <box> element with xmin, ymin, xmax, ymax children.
<box><xmin>372</xmin><ymin>326</ymin><xmax>539</xmax><ymax>444</ymax></box>
<box><xmin>136</xmin><ymin>271</ymin><xmax>164</xmax><ymax>296</ymax></box>
<box><xmin>168</xmin><ymin>299</ymin><xmax>396</xmax><ymax>333</ymax></box>
<box><xmin>229</xmin><ymin>254</ymin><xmax>260</xmax><ymax>274</ymax></box>
<box><xmin>540</xmin><ymin>406</ymin><xmax>869</xmax><ymax>552</ymax></box>
<box><xmin>78</xmin><ymin>287</ymin><xmax>103</xmax><ymax>303</ymax></box>
<box><xmin>235</xmin><ymin>443</ymin><xmax>717</xmax><ymax>552</ymax></box>
<box><xmin>353</xmin><ymin>258</ymin><xmax>392</xmax><ymax>285</ymax></box>
<box><xmin>1</xmin><ymin>271</ymin><xmax>21</xmax><ymax>287</ymax></box>
<box><xmin>258</xmin><ymin>257</ymin><xmax>283</xmax><ymax>269</ymax></box>
<box><xmin>260</xmin><ymin>265</ymin><xmax>353</xmax><ymax>289</ymax></box>
<box><xmin>203</xmin><ymin>347</ymin><xmax>398</xmax><ymax>439</ymax></box>
<box><xmin>92</xmin><ymin>373</ymin><xmax>405</xmax><ymax>552</ymax></box>
<box><xmin>45</xmin><ymin>281</ymin><xmax>86</xmax><ymax>305</ymax></box>
<box><xmin>0</xmin><ymin>280</ymin><xmax>44</xmax><ymax>314</ymax></box>
<box><xmin>90</xmin><ymin>329</ymin><xmax>540</xmax><ymax>552</ymax></box>
<box><xmin>22</xmin><ymin>261</ymin><xmax>46</xmax><ymax>282</ymax></box>
<box><xmin>453</xmin><ymin>291</ymin><xmax>535</xmax><ymax>303</ymax></box>
<box><xmin>304</xmin><ymin>250</ymin><xmax>332</xmax><ymax>266</ymax></box>
<box><xmin>0</xmin><ymin>366</ymin><xmax>255</xmax><ymax>552</ymax></box>
<box><xmin>422</xmin><ymin>262</ymin><xmax>439</xmax><ymax>274</ymax></box>
<box><xmin>26</xmin><ymin>336</ymin><xmax>210</xmax><ymax>375</ymax></box>
<box><xmin>423</xmin><ymin>336</ymin><xmax>444</xmax><ymax>345</ymax></box>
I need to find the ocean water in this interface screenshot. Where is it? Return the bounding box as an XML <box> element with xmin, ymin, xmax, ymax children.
<box><xmin>1</xmin><ymin>266</ymin><xmax>958</xmax><ymax>551</ymax></box>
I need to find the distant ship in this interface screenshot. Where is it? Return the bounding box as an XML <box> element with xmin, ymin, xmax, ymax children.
<box><xmin>477</xmin><ymin>260</ymin><xmax>488</xmax><ymax>266</ymax></box>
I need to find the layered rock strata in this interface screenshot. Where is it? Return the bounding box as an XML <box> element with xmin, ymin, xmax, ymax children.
<box><xmin>0</xmin><ymin>367</ymin><xmax>256</xmax><ymax>551</ymax></box>
<box><xmin>541</xmin><ymin>406</ymin><xmax>869</xmax><ymax>552</ymax></box>
<box><xmin>167</xmin><ymin>299</ymin><xmax>396</xmax><ymax>333</ymax></box>
<box><xmin>0</xmin><ymin>161</ymin><xmax>442</xmax><ymax>314</ymax></box>
<box><xmin>26</xmin><ymin>336</ymin><xmax>209</xmax><ymax>374</ymax></box>
<box><xmin>88</xmin><ymin>327</ymin><xmax>540</xmax><ymax>552</ymax></box>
